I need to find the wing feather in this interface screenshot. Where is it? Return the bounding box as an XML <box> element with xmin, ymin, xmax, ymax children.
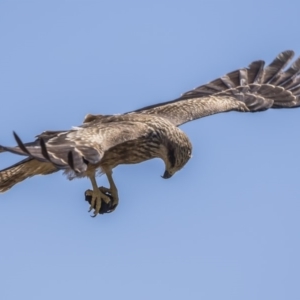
<box><xmin>0</xmin><ymin>158</ymin><xmax>57</xmax><ymax>192</ymax></box>
<box><xmin>132</xmin><ymin>50</ymin><xmax>300</xmax><ymax>126</ymax></box>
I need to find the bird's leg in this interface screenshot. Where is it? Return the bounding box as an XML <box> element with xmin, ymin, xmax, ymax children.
<box><xmin>86</xmin><ymin>174</ymin><xmax>111</xmax><ymax>217</ymax></box>
<box><xmin>105</xmin><ymin>169</ymin><xmax>119</xmax><ymax>208</ymax></box>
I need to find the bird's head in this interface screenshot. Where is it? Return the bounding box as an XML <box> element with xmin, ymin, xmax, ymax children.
<box><xmin>162</xmin><ymin>139</ymin><xmax>192</xmax><ymax>179</ymax></box>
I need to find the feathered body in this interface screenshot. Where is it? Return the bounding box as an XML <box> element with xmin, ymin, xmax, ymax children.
<box><xmin>1</xmin><ymin>50</ymin><xmax>300</xmax><ymax>214</ymax></box>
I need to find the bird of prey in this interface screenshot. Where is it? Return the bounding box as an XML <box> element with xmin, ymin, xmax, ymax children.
<box><xmin>1</xmin><ymin>50</ymin><xmax>300</xmax><ymax>216</ymax></box>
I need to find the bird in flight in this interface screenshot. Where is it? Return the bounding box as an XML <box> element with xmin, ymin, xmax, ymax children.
<box><xmin>1</xmin><ymin>50</ymin><xmax>300</xmax><ymax>216</ymax></box>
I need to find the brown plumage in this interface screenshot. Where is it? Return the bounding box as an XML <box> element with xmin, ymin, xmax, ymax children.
<box><xmin>1</xmin><ymin>50</ymin><xmax>300</xmax><ymax>216</ymax></box>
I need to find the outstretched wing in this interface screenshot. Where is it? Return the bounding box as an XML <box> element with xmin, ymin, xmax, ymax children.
<box><xmin>0</xmin><ymin>116</ymin><xmax>158</xmax><ymax>173</ymax></box>
<box><xmin>0</xmin><ymin>158</ymin><xmax>57</xmax><ymax>192</ymax></box>
<box><xmin>131</xmin><ymin>50</ymin><xmax>300</xmax><ymax>126</ymax></box>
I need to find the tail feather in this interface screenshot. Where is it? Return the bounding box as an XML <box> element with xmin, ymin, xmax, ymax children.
<box><xmin>0</xmin><ymin>127</ymin><xmax>102</xmax><ymax>175</ymax></box>
<box><xmin>0</xmin><ymin>158</ymin><xmax>57</xmax><ymax>193</ymax></box>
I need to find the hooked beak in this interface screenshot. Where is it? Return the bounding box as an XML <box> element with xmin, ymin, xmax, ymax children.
<box><xmin>162</xmin><ymin>170</ymin><xmax>172</xmax><ymax>179</ymax></box>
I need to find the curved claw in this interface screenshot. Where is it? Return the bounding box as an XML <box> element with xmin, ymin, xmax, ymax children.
<box><xmin>85</xmin><ymin>187</ymin><xmax>115</xmax><ymax>215</ymax></box>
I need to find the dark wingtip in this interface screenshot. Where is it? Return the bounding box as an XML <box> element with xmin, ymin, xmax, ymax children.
<box><xmin>13</xmin><ymin>131</ymin><xmax>31</xmax><ymax>155</ymax></box>
<box><xmin>39</xmin><ymin>138</ymin><xmax>51</xmax><ymax>161</ymax></box>
<box><xmin>67</xmin><ymin>150</ymin><xmax>75</xmax><ymax>171</ymax></box>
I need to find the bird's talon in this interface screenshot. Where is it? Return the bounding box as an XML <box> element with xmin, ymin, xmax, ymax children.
<box><xmin>85</xmin><ymin>186</ymin><xmax>117</xmax><ymax>214</ymax></box>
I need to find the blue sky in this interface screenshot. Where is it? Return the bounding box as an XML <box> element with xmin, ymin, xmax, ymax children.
<box><xmin>1</xmin><ymin>1</ymin><xmax>300</xmax><ymax>299</ymax></box>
